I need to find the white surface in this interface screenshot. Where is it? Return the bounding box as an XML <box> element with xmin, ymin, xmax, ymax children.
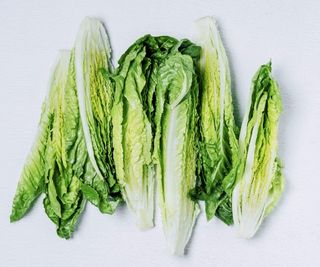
<box><xmin>0</xmin><ymin>0</ymin><xmax>320</xmax><ymax>266</ymax></box>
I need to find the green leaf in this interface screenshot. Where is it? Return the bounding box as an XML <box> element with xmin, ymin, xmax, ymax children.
<box><xmin>154</xmin><ymin>41</ymin><xmax>201</xmax><ymax>255</ymax></box>
<box><xmin>41</xmin><ymin>50</ymin><xmax>88</xmax><ymax>238</ymax></box>
<box><xmin>11</xmin><ymin>18</ymin><xmax>122</xmax><ymax>238</ymax></box>
<box><xmin>112</xmin><ymin>35</ymin><xmax>161</xmax><ymax>229</ymax></box>
<box><xmin>191</xmin><ymin>16</ymin><xmax>239</xmax><ymax>223</ymax></box>
<box><xmin>74</xmin><ymin>17</ymin><xmax>122</xmax><ymax>212</ymax></box>
<box><xmin>232</xmin><ymin>62</ymin><xmax>284</xmax><ymax>238</ymax></box>
<box><xmin>10</xmin><ymin>50</ymin><xmax>69</xmax><ymax>222</ymax></box>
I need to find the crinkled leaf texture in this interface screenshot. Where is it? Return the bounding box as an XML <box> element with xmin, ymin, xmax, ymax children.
<box><xmin>11</xmin><ymin>17</ymin><xmax>121</xmax><ymax>238</ymax></box>
<box><xmin>154</xmin><ymin>39</ymin><xmax>201</xmax><ymax>255</ymax></box>
<box><xmin>190</xmin><ymin>16</ymin><xmax>239</xmax><ymax>225</ymax></box>
<box><xmin>111</xmin><ymin>36</ymin><xmax>201</xmax><ymax>253</ymax></box>
<box><xmin>231</xmin><ymin>62</ymin><xmax>284</xmax><ymax>238</ymax></box>
<box><xmin>11</xmin><ymin>50</ymin><xmax>88</xmax><ymax>238</ymax></box>
<box><xmin>10</xmin><ymin>51</ymin><xmax>64</xmax><ymax>223</ymax></box>
<box><xmin>41</xmin><ymin>50</ymin><xmax>92</xmax><ymax>238</ymax></box>
<box><xmin>112</xmin><ymin>35</ymin><xmax>178</xmax><ymax>229</ymax></box>
<box><xmin>75</xmin><ymin>17</ymin><xmax>122</xmax><ymax>213</ymax></box>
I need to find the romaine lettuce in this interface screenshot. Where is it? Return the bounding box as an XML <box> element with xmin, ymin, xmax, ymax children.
<box><xmin>74</xmin><ymin>17</ymin><xmax>121</xmax><ymax>213</ymax></box>
<box><xmin>190</xmin><ymin>16</ymin><xmax>239</xmax><ymax>225</ymax></box>
<box><xmin>11</xmin><ymin>18</ymin><xmax>120</xmax><ymax>238</ymax></box>
<box><xmin>231</xmin><ymin>62</ymin><xmax>284</xmax><ymax>238</ymax></box>
<box><xmin>154</xmin><ymin>40</ymin><xmax>201</xmax><ymax>255</ymax></box>
<box><xmin>10</xmin><ymin>51</ymin><xmax>69</xmax><ymax>223</ymax></box>
<box><xmin>112</xmin><ymin>36</ymin><xmax>201</xmax><ymax>254</ymax></box>
<box><xmin>111</xmin><ymin>35</ymin><xmax>178</xmax><ymax>229</ymax></box>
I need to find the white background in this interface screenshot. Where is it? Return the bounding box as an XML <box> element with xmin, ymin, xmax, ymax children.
<box><xmin>1</xmin><ymin>0</ymin><xmax>320</xmax><ymax>266</ymax></box>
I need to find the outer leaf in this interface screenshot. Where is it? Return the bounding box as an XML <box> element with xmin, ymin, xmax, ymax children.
<box><xmin>190</xmin><ymin>16</ymin><xmax>239</xmax><ymax>224</ymax></box>
<box><xmin>10</xmin><ymin>51</ymin><xmax>67</xmax><ymax>222</ymax></box>
<box><xmin>232</xmin><ymin>62</ymin><xmax>284</xmax><ymax>238</ymax></box>
<box><xmin>11</xmin><ymin>18</ymin><xmax>123</xmax><ymax>238</ymax></box>
<box><xmin>75</xmin><ymin>17</ymin><xmax>121</xmax><ymax>213</ymax></box>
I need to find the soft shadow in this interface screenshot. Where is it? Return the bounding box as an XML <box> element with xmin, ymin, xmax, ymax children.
<box><xmin>113</xmin><ymin>200</ymin><xmax>128</xmax><ymax>217</ymax></box>
<box><xmin>183</xmin><ymin>204</ymin><xmax>203</xmax><ymax>256</ymax></box>
<box><xmin>71</xmin><ymin>201</ymin><xmax>88</xmax><ymax>238</ymax></box>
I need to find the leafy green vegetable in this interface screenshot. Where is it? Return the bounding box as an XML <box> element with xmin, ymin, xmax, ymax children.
<box><xmin>154</xmin><ymin>39</ymin><xmax>201</xmax><ymax>255</ymax></box>
<box><xmin>231</xmin><ymin>62</ymin><xmax>284</xmax><ymax>238</ymax></box>
<box><xmin>74</xmin><ymin>17</ymin><xmax>121</xmax><ymax>213</ymax></box>
<box><xmin>11</xmin><ymin>50</ymin><xmax>88</xmax><ymax>238</ymax></box>
<box><xmin>111</xmin><ymin>35</ymin><xmax>178</xmax><ymax>229</ymax></box>
<box><xmin>190</xmin><ymin>16</ymin><xmax>238</xmax><ymax>225</ymax></box>
<box><xmin>11</xmin><ymin>15</ymin><xmax>285</xmax><ymax>247</ymax></box>
<box><xmin>11</xmin><ymin>17</ymin><xmax>120</xmax><ymax>238</ymax></box>
<box><xmin>42</xmin><ymin>51</ymin><xmax>87</xmax><ymax>237</ymax></box>
<box><xmin>10</xmin><ymin>51</ymin><xmax>67</xmax><ymax>223</ymax></box>
<box><xmin>112</xmin><ymin>36</ymin><xmax>201</xmax><ymax>253</ymax></box>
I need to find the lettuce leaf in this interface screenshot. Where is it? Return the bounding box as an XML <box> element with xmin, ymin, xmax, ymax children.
<box><xmin>111</xmin><ymin>35</ymin><xmax>178</xmax><ymax>229</ymax></box>
<box><xmin>111</xmin><ymin>36</ymin><xmax>201</xmax><ymax>253</ymax></box>
<box><xmin>154</xmin><ymin>40</ymin><xmax>201</xmax><ymax>255</ymax></box>
<box><xmin>10</xmin><ymin>51</ymin><xmax>66</xmax><ymax>222</ymax></box>
<box><xmin>11</xmin><ymin>18</ymin><xmax>121</xmax><ymax>238</ymax></box>
<box><xmin>74</xmin><ymin>17</ymin><xmax>121</xmax><ymax>213</ymax></box>
<box><xmin>231</xmin><ymin>62</ymin><xmax>284</xmax><ymax>238</ymax></box>
<box><xmin>190</xmin><ymin>16</ymin><xmax>239</xmax><ymax>225</ymax></box>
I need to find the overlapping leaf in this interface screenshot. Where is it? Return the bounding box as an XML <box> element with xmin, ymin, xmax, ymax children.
<box><xmin>11</xmin><ymin>18</ymin><xmax>120</xmax><ymax>238</ymax></box>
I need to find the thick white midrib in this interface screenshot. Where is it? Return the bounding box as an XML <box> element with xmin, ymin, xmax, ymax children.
<box><xmin>126</xmin><ymin>164</ymin><xmax>154</xmax><ymax>229</ymax></box>
<box><xmin>75</xmin><ymin>24</ymin><xmax>104</xmax><ymax>181</ymax></box>
<box><xmin>164</xmin><ymin>105</ymin><xmax>180</xmax><ymax>249</ymax></box>
<box><xmin>233</xmin><ymin>119</ymin><xmax>259</xmax><ymax>238</ymax></box>
<box><xmin>164</xmin><ymin>74</ymin><xmax>187</xmax><ymax>253</ymax></box>
<box><xmin>165</xmin><ymin>108</ymin><xmax>191</xmax><ymax>256</ymax></box>
<box><xmin>165</xmin><ymin>72</ymin><xmax>199</xmax><ymax>255</ymax></box>
<box><xmin>235</xmin><ymin>74</ymin><xmax>261</xmax><ymax>236</ymax></box>
<box><xmin>239</xmin><ymin>91</ymin><xmax>254</xmax><ymax>155</ymax></box>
